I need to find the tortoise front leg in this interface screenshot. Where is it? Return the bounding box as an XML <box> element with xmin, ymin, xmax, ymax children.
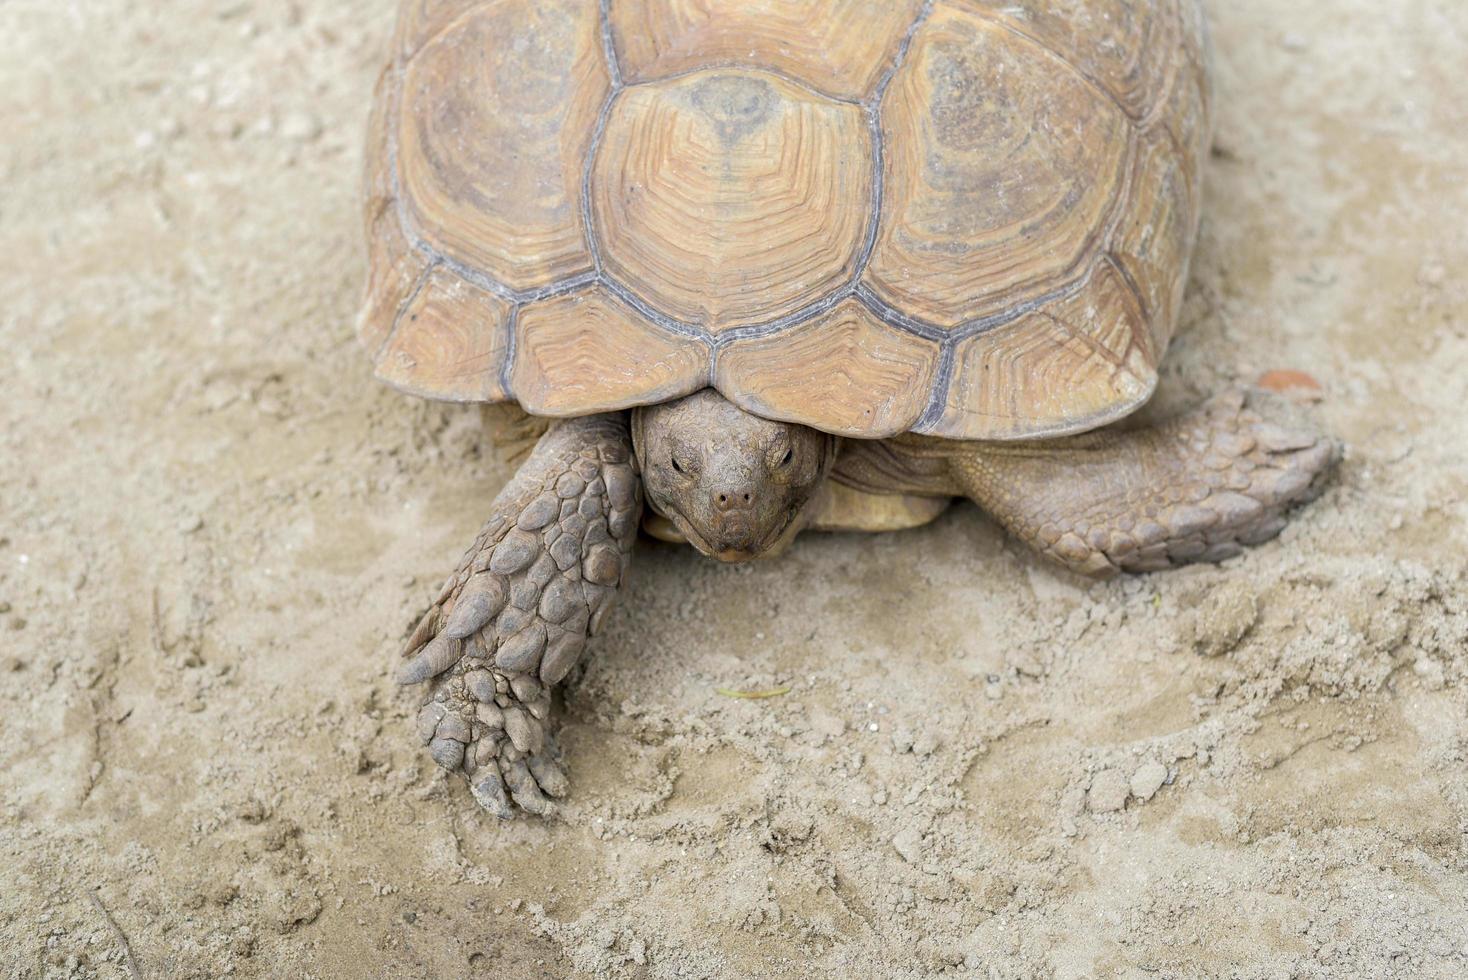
<box><xmin>948</xmin><ymin>389</ymin><xmax>1340</xmax><ymax>577</ymax></box>
<box><xmin>399</xmin><ymin>414</ymin><xmax>640</xmax><ymax>816</ymax></box>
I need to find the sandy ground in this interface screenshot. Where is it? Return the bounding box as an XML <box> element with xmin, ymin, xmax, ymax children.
<box><xmin>3</xmin><ymin>1</ymin><xmax>1467</xmax><ymax>977</ymax></box>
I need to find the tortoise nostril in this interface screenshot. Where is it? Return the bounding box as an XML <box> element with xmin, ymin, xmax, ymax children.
<box><xmin>713</xmin><ymin>489</ymin><xmax>748</xmax><ymax>513</ymax></box>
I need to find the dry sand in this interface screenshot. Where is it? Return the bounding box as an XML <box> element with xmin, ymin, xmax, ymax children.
<box><xmin>2</xmin><ymin>1</ymin><xmax>1467</xmax><ymax>977</ymax></box>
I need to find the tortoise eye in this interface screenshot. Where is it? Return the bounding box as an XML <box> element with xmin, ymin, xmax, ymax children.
<box><xmin>779</xmin><ymin>448</ymin><xmax>794</xmax><ymax>467</ymax></box>
<box><xmin>670</xmin><ymin>456</ymin><xmax>685</xmax><ymax>475</ymax></box>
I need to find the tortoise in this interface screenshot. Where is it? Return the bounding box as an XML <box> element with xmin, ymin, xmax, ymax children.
<box><xmin>359</xmin><ymin>0</ymin><xmax>1338</xmax><ymax>816</ymax></box>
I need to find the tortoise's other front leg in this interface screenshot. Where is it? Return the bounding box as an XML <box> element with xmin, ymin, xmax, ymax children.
<box><xmin>398</xmin><ymin>414</ymin><xmax>640</xmax><ymax>816</ymax></box>
<box><xmin>949</xmin><ymin>390</ymin><xmax>1339</xmax><ymax>577</ymax></box>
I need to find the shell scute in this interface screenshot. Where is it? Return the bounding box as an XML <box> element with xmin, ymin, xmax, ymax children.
<box><xmin>1111</xmin><ymin>61</ymin><xmax>1208</xmax><ymax>351</ymax></box>
<box><xmin>359</xmin><ymin>66</ymin><xmax>428</xmax><ymax>353</ymax></box>
<box><xmin>953</xmin><ymin>0</ymin><xmax>1183</xmax><ymax>121</ymax></box>
<box><xmin>865</xmin><ymin>4</ymin><xmax>1132</xmax><ymax>329</ymax></box>
<box><xmin>922</xmin><ymin>260</ymin><xmax>1157</xmax><ymax>439</ymax></box>
<box><xmin>375</xmin><ymin>266</ymin><xmax>512</xmax><ymax>401</ymax></box>
<box><xmin>591</xmin><ymin>70</ymin><xmax>871</xmax><ymax>332</ymax></box>
<box><xmin>397</xmin><ymin>0</ymin><xmax>609</xmax><ymax>291</ymax></box>
<box><xmin>716</xmin><ymin>300</ymin><xmax>941</xmax><ymax>438</ymax></box>
<box><xmin>511</xmin><ymin>288</ymin><xmax>709</xmax><ymax>416</ymax></box>
<box><xmin>609</xmin><ymin>0</ymin><xmax>925</xmax><ymax>100</ymax></box>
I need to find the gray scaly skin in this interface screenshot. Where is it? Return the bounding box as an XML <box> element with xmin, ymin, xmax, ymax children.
<box><xmin>940</xmin><ymin>389</ymin><xmax>1340</xmax><ymax>577</ymax></box>
<box><xmin>398</xmin><ymin>414</ymin><xmax>639</xmax><ymax>817</ymax></box>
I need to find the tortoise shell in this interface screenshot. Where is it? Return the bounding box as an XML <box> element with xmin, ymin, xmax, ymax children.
<box><xmin>359</xmin><ymin>0</ymin><xmax>1213</xmax><ymax>440</ymax></box>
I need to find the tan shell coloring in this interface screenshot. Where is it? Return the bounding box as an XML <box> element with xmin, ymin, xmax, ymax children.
<box><xmin>360</xmin><ymin>0</ymin><xmax>1213</xmax><ymax>440</ymax></box>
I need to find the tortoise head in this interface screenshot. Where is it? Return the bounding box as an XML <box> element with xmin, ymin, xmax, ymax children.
<box><xmin>632</xmin><ymin>390</ymin><xmax>836</xmax><ymax>562</ymax></box>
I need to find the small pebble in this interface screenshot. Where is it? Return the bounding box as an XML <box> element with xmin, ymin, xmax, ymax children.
<box><xmin>1087</xmin><ymin>768</ymin><xmax>1130</xmax><ymax>814</ymax></box>
<box><xmin>1129</xmin><ymin>761</ymin><xmax>1168</xmax><ymax>802</ymax></box>
<box><xmin>1413</xmin><ymin>657</ymin><xmax>1446</xmax><ymax>692</ymax></box>
<box><xmin>892</xmin><ymin>826</ymin><xmax>925</xmax><ymax>863</ymax></box>
<box><xmin>1008</xmin><ymin>649</ymin><xmax>1044</xmax><ymax>677</ymax></box>
<box><xmin>1188</xmin><ymin>586</ymin><xmax>1259</xmax><ymax>657</ymax></box>
<box><xmin>891</xmin><ymin>727</ymin><xmax>915</xmax><ymax>753</ymax></box>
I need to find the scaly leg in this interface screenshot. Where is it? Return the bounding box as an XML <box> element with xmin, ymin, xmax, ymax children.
<box><xmin>949</xmin><ymin>389</ymin><xmax>1339</xmax><ymax>577</ymax></box>
<box><xmin>398</xmin><ymin>414</ymin><xmax>641</xmax><ymax>816</ymax></box>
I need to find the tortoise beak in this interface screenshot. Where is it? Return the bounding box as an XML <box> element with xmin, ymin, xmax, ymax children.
<box><xmin>664</xmin><ymin>507</ymin><xmax>761</xmax><ymax>563</ymax></box>
<box><xmin>714</xmin><ymin>508</ymin><xmax>805</xmax><ymax>563</ymax></box>
<box><xmin>710</xmin><ymin>514</ymin><xmax>757</xmax><ymax>555</ymax></box>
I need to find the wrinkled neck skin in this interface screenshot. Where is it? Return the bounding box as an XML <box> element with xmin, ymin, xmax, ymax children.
<box><xmin>632</xmin><ymin>390</ymin><xmax>837</xmax><ymax>563</ymax></box>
